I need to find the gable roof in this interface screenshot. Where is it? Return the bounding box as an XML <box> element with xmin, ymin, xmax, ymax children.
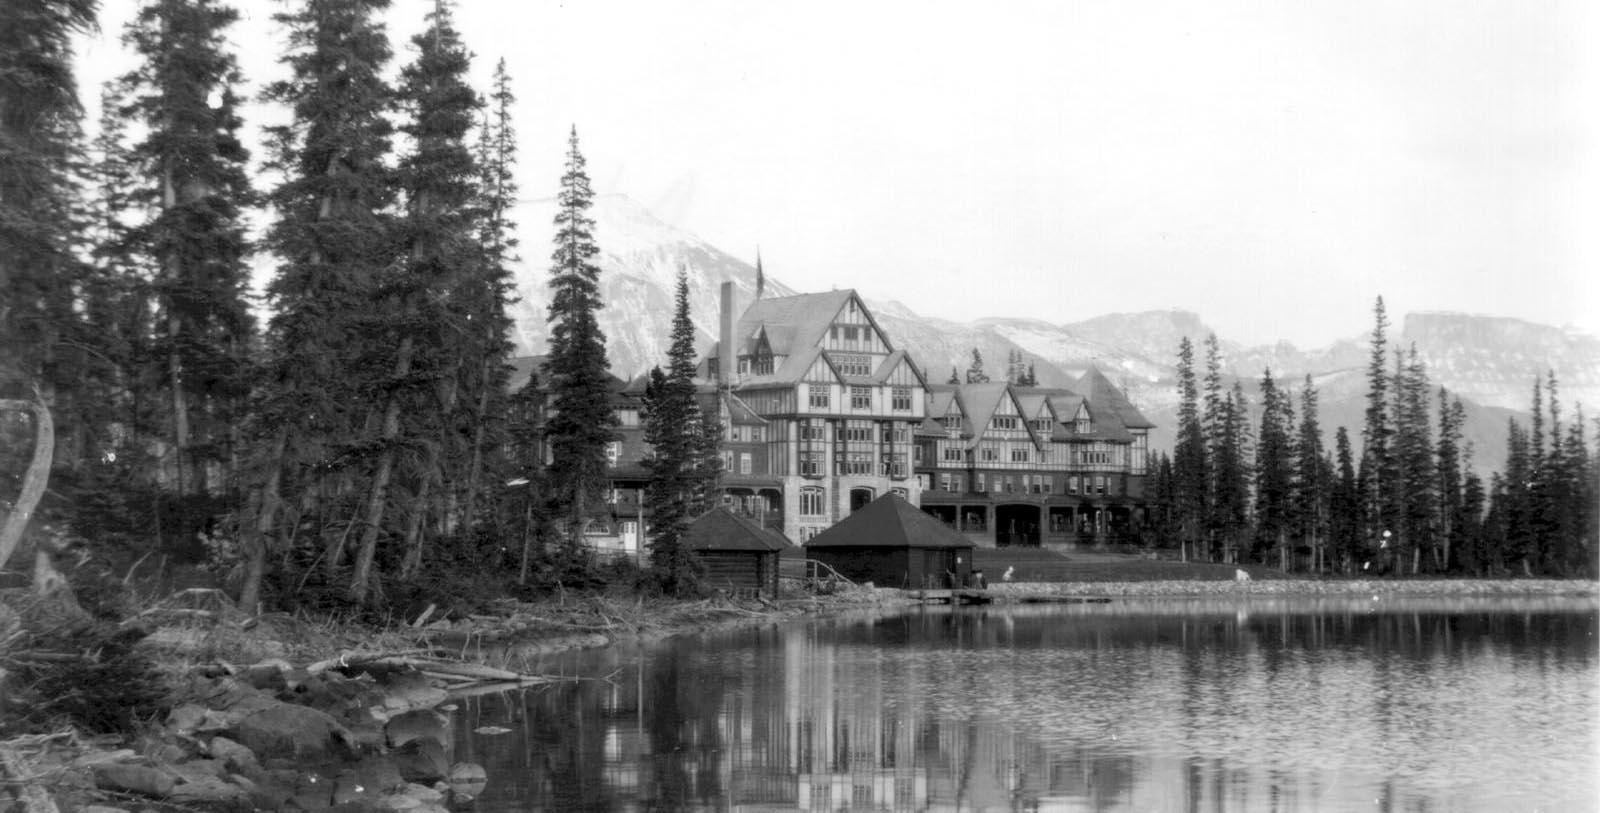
<box><xmin>1074</xmin><ymin>366</ymin><xmax>1155</xmax><ymax>430</ymax></box>
<box><xmin>803</xmin><ymin>493</ymin><xmax>975</xmax><ymax>550</ymax></box>
<box><xmin>951</xmin><ymin>382</ymin><xmax>1014</xmax><ymax>448</ymax></box>
<box><xmin>684</xmin><ymin>507</ymin><xmax>791</xmax><ymax>553</ymax></box>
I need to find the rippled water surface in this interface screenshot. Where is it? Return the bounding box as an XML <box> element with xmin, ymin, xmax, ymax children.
<box><xmin>451</xmin><ymin>595</ymin><xmax>1599</xmax><ymax>811</ymax></box>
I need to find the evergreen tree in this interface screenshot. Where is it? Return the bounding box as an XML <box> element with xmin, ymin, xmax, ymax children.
<box><xmin>1293</xmin><ymin>375</ymin><xmax>1328</xmax><ymax>573</ymax></box>
<box><xmin>1391</xmin><ymin>346</ymin><xmax>1436</xmax><ymax>573</ymax></box>
<box><xmin>1172</xmin><ymin>337</ymin><xmax>1208</xmax><ymax>561</ymax></box>
<box><xmin>350</xmin><ymin>0</ymin><xmax>484</xmax><ymax>595</ymax></box>
<box><xmin>1024</xmin><ymin>363</ymin><xmax>1038</xmax><ymax>387</ymax></box>
<box><xmin>1214</xmin><ymin>381</ymin><xmax>1252</xmax><ymax>562</ymax></box>
<box><xmin>1435</xmin><ymin>388</ymin><xmax>1466</xmax><ymax>573</ymax></box>
<box><xmin>1458</xmin><ymin>463</ymin><xmax>1487</xmax><ymax>575</ymax></box>
<box><xmin>1200</xmin><ymin>334</ymin><xmax>1227</xmax><ymax>557</ymax></box>
<box><xmin>458</xmin><ymin>57</ymin><xmax>519</xmax><ymax>533</ymax></box>
<box><xmin>254</xmin><ymin>0</ymin><xmax>397</xmax><ymax>607</ymax></box>
<box><xmin>642</xmin><ymin>270</ymin><xmax>708</xmax><ymax>595</ymax></box>
<box><xmin>123</xmin><ymin>0</ymin><xmax>257</xmax><ymax>499</ymax></box>
<box><xmin>1359</xmin><ymin>296</ymin><xmax>1393</xmax><ymax>561</ymax></box>
<box><xmin>965</xmin><ymin>348</ymin><xmax>989</xmax><ymax>383</ymax></box>
<box><xmin>0</xmin><ymin>0</ymin><xmax>96</xmax><ymax>400</ymax></box>
<box><xmin>1499</xmin><ymin>418</ymin><xmax>1533</xmax><ymax>574</ymax></box>
<box><xmin>1330</xmin><ymin>426</ymin><xmax>1361</xmax><ymax>573</ymax></box>
<box><xmin>543</xmin><ymin>126</ymin><xmax>618</xmax><ymax>554</ymax></box>
<box><xmin>1252</xmin><ymin>368</ymin><xmax>1294</xmax><ymax>568</ymax></box>
<box><xmin>947</xmin><ymin>367</ymin><xmax>960</xmax><ymax>386</ymax></box>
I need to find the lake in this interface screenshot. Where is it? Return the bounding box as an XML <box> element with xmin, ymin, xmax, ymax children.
<box><xmin>451</xmin><ymin>595</ymin><xmax>1599</xmax><ymax>811</ymax></box>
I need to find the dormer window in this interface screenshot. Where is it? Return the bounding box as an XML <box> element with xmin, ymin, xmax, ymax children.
<box><xmin>1076</xmin><ymin>418</ymin><xmax>1091</xmax><ymax>433</ymax></box>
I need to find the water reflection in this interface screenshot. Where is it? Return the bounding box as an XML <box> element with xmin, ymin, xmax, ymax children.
<box><xmin>454</xmin><ymin>597</ymin><xmax>1599</xmax><ymax>812</ymax></box>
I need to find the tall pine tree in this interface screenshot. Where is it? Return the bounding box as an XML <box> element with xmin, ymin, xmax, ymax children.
<box><xmin>122</xmin><ymin>0</ymin><xmax>257</xmax><ymax>498</ymax></box>
<box><xmin>1172</xmin><ymin>337</ymin><xmax>1208</xmax><ymax>561</ymax></box>
<box><xmin>543</xmin><ymin>127</ymin><xmax>618</xmax><ymax>555</ymax></box>
<box><xmin>253</xmin><ymin>0</ymin><xmax>397</xmax><ymax>608</ymax></box>
<box><xmin>1253</xmin><ymin>368</ymin><xmax>1294</xmax><ymax>568</ymax></box>
<box><xmin>1358</xmin><ymin>296</ymin><xmax>1393</xmax><ymax>562</ymax></box>
<box><xmin>642</xmin><ymin>269</ymin><xmax>709</xmax><ymax>595</ymax></box>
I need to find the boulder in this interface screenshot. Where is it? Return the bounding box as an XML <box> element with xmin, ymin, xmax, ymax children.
<box><xmin>390</xmin><ymin>738</ymin><xmax>449</xmax><ymax>783</ymax></box>
<box><xmin>206</xmin><ymin>735</ymin><xmax>260</xmax><ymax>776</ymax></box>
<box><xmin>234</xmin><ymin>703</ymin><xmax>353</xmax><ymax>760</ymax></box>
<box><xmin>385</xmin><ymin>709</ymin><xmax>449</xmax><ymax>748</ymax></box>
<box><xmin>446</xmin><ymin>761</ymin><xmax>487</xmax><ymax>800</ymax></box>
<box><xmin>92</xmin><ymin>763</ymin><xmax>176</xmax><ymax>798</ymax></box>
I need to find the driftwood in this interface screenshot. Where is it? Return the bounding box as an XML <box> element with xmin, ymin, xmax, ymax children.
<box><xmin>0</xmin><ymin>743</ymin><xmax>59</xmax><ymax>813</ymax></box>
<box><xmin>0</xmin><ymin>386</ymin><xmax>54</xmax><ymax>587</ymax></box>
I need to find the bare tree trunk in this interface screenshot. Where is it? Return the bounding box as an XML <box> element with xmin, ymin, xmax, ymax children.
<box><xmin>0</xmin><ymin>387</ymin><xmax>54</xmax><ymax>575</ymax></box>
<box><xmin>350</xmin><ymin>335</ymin><xmax>414</xmax><ymax>602</ymax></box>
<box><xmin>399</xmin><ymin>468</ymin><xmax>435</xmax><ymax>579</ymax></box>
<box><xmin>238</xmin><ymin>427</ymin><xmax>286</xmax><ymax>613</ymax></box>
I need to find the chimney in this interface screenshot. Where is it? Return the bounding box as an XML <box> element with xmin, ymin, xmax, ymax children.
<box><xmin>719</xmin><ymin>281</ymin><xmax>735</xmax><ymax>389</ymax></box>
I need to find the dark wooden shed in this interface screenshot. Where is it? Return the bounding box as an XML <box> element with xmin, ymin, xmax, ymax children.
<box><xmin>685</xmin><ymin>507</ymin><xmax>790</xmax><ymax>596</ymax></box>
<box><xmin>803</xmin><ymin>493</ymin><xmax>976</xmax><ymax>589</ymax></box>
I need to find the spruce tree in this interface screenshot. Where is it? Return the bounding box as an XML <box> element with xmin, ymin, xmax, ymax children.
<box><xmin>1435</xmin><ymin>388</ymin><xmax>1465</xmax><ymax>573</ymax></box>
<box><xmin>122</xmin><ymin>0</ymin><xmax>257</xmax><ymax>498</ymax></box>
<box><xmin>1359</xmin><ymin>296</ymin><xmax>1393</xmax><ymax>559</ymax></box>
<box><xmin>458</xmin><ymin>57</ymin><xmax>520</xmax><ymax>533</ymax></box>
<box><xmin>1330</xmin><ymin>426</ymin><xmax>1360</xmax><ymax>573</ymax></box>
<box><xmin>1293</xmin><ymin>375</ymin><xmax>1327</xmax><ymax>573</ymax></box>
<box><xmin>1253</xmin><ymin>368</ymin><xmax>1294</xmax><ymax>568</ymax></box>
<box><xmin>1391</xmin><ymin>346</ymin><xmax>1436</xmax><ymax>573</ymax></box>
<box><xmin>642</xmin><ymin>270</ymin><xmax>708</xmax><ymax>594</ymax></box>
<box><xmin>350</xmin><ymin>0</ymin><xmax>484</xmax><ymax>594</ymax></box>
<box><xmin>965</xmin><ymin>349</ymin><xmax>989</xmax><ymax>383</ymax></box>
<box><xmin>1172</xmin><ymin>337</ymin><xmax>1208</xmax><ymax>561</ymax></box>
<box><xmin>254</xmin><ymin>0</ymin><xmax>397</xmax><ymax>607</ymax></box>
<box><xmin>543</xmin><ymin>127</ymin><xmax>618</xmax><ymax>555</ymax></box>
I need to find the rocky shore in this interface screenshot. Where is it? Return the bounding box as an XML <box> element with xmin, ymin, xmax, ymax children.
<box><xmin>0</xmin><ymin>587</ymin><xmax>906</xmax><ymax>811</ymax></box>
<box><xmin>2</xmin><ymin>578</ymin><xmax>1592</xmax><ymax>810</ymax></box>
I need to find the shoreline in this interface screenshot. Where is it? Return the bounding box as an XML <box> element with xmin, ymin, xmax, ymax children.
<box><xmin>6</xmin><ymin>578</ymin><xmax>1594</xmax><ymax>810</ymax></box>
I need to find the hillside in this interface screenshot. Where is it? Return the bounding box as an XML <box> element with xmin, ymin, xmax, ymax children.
<box><xmin>506</xmin><ymin>195</ymin><xmax>1598</xmax><ymax>476</ymax></box>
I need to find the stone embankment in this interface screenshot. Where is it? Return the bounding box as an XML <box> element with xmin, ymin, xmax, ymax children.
<box><xmin>988</xmin><ymin>578</ymin><xmax>1600</xmax><ymax>598</ymax></box>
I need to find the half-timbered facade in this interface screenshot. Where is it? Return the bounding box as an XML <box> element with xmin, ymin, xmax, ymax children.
<box><xmin>706</xmin><ymin>285</ymin><xmax>928</xmax><ymax>541</ymax></box>
<box><xmin>915</xmin><ymin>368</ymin><xmax>1154</xmax><ymax>549</ymax></box>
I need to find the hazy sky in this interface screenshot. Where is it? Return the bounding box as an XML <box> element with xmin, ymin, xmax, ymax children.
<box><xmin>77</xmin><ymin>0</ymin><xmax>1595</xmax><ymax>347</ymax></box>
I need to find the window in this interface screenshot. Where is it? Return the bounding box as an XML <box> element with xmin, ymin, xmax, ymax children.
<box><xmin>1042</xmin><ymin>477</ymin><xmax>1053</xmax><ymax>494</ymax></box>
<box><xmin>913</xmin><ymin>444</ymin><xmax>922</xmax><ymax>464</ymax></box>
<box><xmin>1005</xmin><ymin>476</ymin><xmax>1016</xmax><ymax>493</ymax></box>
<box><xmin>838</xmin><ymin>421</ymin><xmax>873</xmax><ymax>443</ymax></box>
<box><xmin>800</xmin><ymin>451</ymin><xmax>824</xmax><ymax>477</ymax></box>
<box><xmin>882</xmin><ymin>453</ymin><xmax>907</xmax><ymax>478</ymax></box>
<box><xmin>606</xmin><ymin>442</ymin><xmax>621</xmax><ymax>466</ymax></box>
<box><xmin>727</xmin><ymin>425</ymin><xmax>741</xmax><ymax>442</ymax></box>
<box><xmin>975</xmin><ymin>473</ymin><xmax>987</xmax><ymax>492</ymax></box>
<box><xmin>835</xmin><ymin>354</ymin><xmax>872</xmax><ymax>376</ymax></box>
<box><xmin>1032</xmin><ymin>418</ymin><xmax>1052</xmax><ymax>433</ymax></box>
<box><xmin>737</xmin><ymin>358</ymin><xmax>750</xmax><ymax>375</ymax></box>
<box><xmin>720</xmin><ymin>451</ymin><xmax>733</xmax><ymax>472</ymax></box>
<box><xmin>808</xmin><ymin>386</ymin><xmax>830</xmax><ymax>409</ymax></box>
<box><xmin>750</xmin><ymin>427</ymin><xmax>764</xmax><ymax>442</ymax></box>
<box><xmin>917</xmin><ymin>473</ymin><xmax>931</xmax><ymax>490</ymax></box>
<box><xmin>801</xmin><ymin>421</ymin><xmax>825</xmax><ymax>441</ymax></box>
<box><xmin>837</xmin><ymin>451</ymin><xmax>873</xmax><ymax>475</ymax></box>
<box><xmin>992</xmin><ymin>416</ymin><xmax>1018</xmax><ymax>430</ymax></box>
<box><xmin>891</xmin><ymin>487</ymin><xmax>908</xmax><ymax>500</ymax></box>
<box><xmin>617</xmin><ymin>409</ymin><xmax>640</xmax><ymax>427</ymax></box>
<box><xmin>892</xmin><ymin>387</ymin><xmax>912</xmax><ymax>411</ymax></box>
<box><xmin>800</xmin><ymin>487</ymin><xmax>826</xmax><ymax>516</ymax></box>
<box><xmin>1011</xmin><ymin>447</ymin><xmax>1030</xmax><ymax>463</ymax></box>
<box><xmin>892</xmin><ymin>425</ymin><xmax>908</xmax><ymax>444</ymax></box>
<box><xmin>939</xmin><ymin>473</ymin><xmax>951</xmax><ymax>492</ymax></box>
<box><xmin>942</xmin><ymin>446</ymin><xmax>964</xmax><ymax>463</ymax></box>
<box><xmin>1096</xmin><ymin>475</ymin><xmax>1106</xmax><ymax>495</ymax></box>
<box><xmin>739</xmin><ymin>453</ymin><xmax>751</xmax><ymax>475</ymax></box>
<box><xmin>753</xmin><ymin>354</ymin><xmax>773</xmax><ymax>375</ymax></box>
<box><xmin>1068</xmin><ymin>476</ymin><xmax>1079</xmax><ymax>494</ymax></box>
<box><xmin>844</xmin><ymin>326</ymin><xmax>859</xmax><ymax>341</ymax></box>
<box><xmin>952</xmin><ymin>474</ymin><xmax>965</xmax><ymax>492</ymax></box>
<box><xmin>943</xmin><ymin>414</ymin><xmax>962</xmax><ymax>431</ymax></box>
<box><xmin>981</xmin><ymin>445</ymin><xmax>999</xmax><ymax>462</ymax></box>
<box><xmin>851</xmin><ymin>386</ymin><xmax>871</xmax><ymax>410</ymax></box>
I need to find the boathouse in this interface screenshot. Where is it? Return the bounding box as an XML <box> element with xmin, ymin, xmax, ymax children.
<box><xmin>685</xmin><ymin>507</ymin><xmax>791</xmax><ymax>596</ymax></box>
<box><xmin>803</xmin><ymin>493</ymin><xmax>975</xmax><ymax>589</ymax></box>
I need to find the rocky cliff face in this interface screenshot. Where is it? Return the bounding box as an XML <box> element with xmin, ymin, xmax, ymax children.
<box><xmin>508</xmin><ymin>195</ymin><xmax>1597</xmax><ymax>475</ymax></box>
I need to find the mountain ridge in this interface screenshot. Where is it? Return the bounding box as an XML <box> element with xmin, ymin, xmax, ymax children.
<box><xmin>507</xmin><ymin>194</ymin><xmax>1598</xmax><ymax>476</ymax></box>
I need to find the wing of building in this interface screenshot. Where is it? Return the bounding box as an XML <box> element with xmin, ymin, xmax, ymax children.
<box><xmin>510</xmin><ymin>282</ymin><xmax>1155</xmax><ymax>553</ymax></box>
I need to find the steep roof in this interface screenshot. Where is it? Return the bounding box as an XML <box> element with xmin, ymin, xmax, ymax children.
<box><xmin>803</xmin><ymin>493</ymin><xmax>975</xmax><ymax>550</ymax></box>
<box><xmin>734</xmin><ymin>289</ymin><xmax>855</xmax><ymax>357</ymax></box>
<box><xmin>1074</xmin><ymin>366</ymin><xmax>1155</xmax><ymax>430</ymax></box>
<box><xmin>951</xmin><ymin>382</ymin><xmax>1013</xmax><ymax>448</ymax></box>
<box><xmin>685</xmin><ymin>507</ymin><xmax>791</xmax><ymax>553</ymax></box>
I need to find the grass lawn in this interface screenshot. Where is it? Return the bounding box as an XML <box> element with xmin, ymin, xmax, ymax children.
<box><xmin>971</xmin><ymin>548</ymin><xmax>1298</xmax><ymax>583</ymax></box>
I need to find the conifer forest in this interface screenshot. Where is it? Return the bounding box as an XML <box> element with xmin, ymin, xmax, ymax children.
<box><xmin>1</xmin><ymin>0</ymin><xmax>1595</xmax><ymax>637</ymax></box>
